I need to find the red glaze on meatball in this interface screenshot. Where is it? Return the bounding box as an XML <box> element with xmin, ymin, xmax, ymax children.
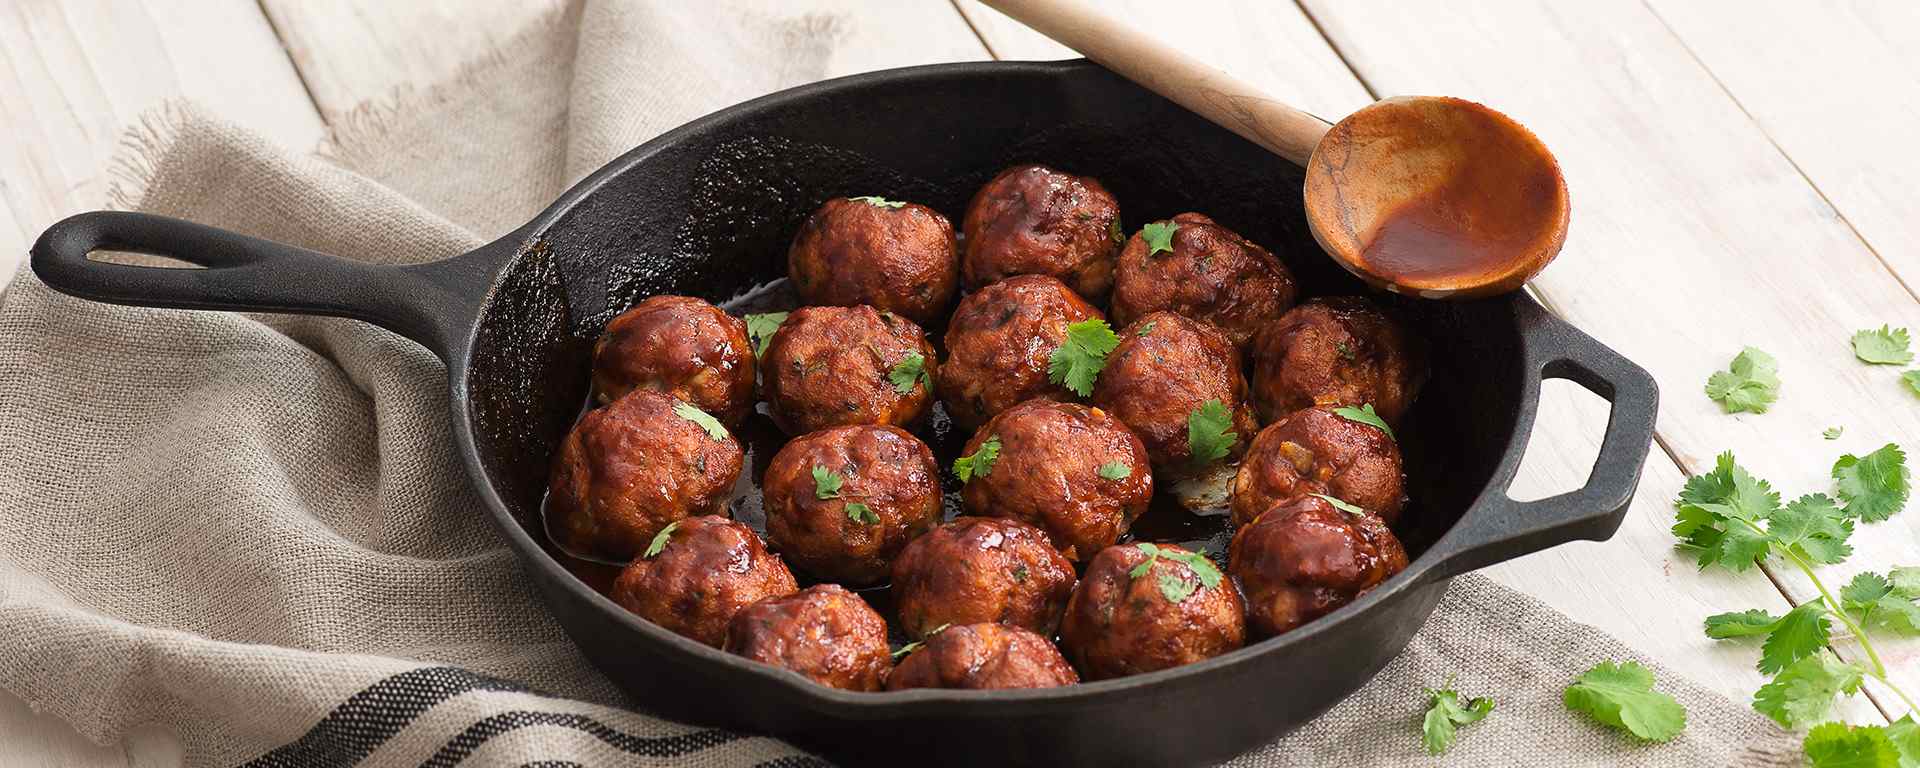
<box><xmin>610</xmin><ymin>515</ymin><xmax>798</xmax><ymax>647</ymax></box>
<box><xmin>548</xmin><ymin>390</ymin><xmax>743</xmax><ymax>561</ymax></box>
<box><xmin>724</xmin><ymin>584</ymin><xmax>892</xmax><ymax>691</ymax></box>
<box><xmin>961</xmin><ymin>164</ymin><xmax>1124</xmax><ymax>300</ymax></box>
<box><xmin>1059</xmin><ymin>542</ymin><xmax>1246</xmax><ymax>680</ymax></box>
<box><xmin>1229</xmin><ymin>406</ymin><xmax>1405</xmax><ymax>527</ymax></box>
<box><xmin>1249</xmin><ymin>297</ymin><xmax>1424</xmax><ymax>426</ymax></box>
<box><xmin>890</xmin><ymin>517</ymin><xmax>1077</xmax><ymax>640</ymax></box>
<box><xmin>938</xmin><ymin>275</ymin><xmax>1103</xmax><ymax>429</ymax></box>
<box><xmin>886</xmin><ymin>623</ymin><xmax>1079</xmax><ymax>691</ymax></box>
<box><xmin>761</xmin><ymin>425</ymin><xmax>942</xmax><ymax>585</ymax></box>
<box><xmin>1230</xmin><ymin>496</ymin><xmax>1408</xmax><ymax>637</ymax></box>
<box><xmin>787</xmin><ymin>197</ymin><xmax>959</xmax><ymax>326</ymax></box>
<box><xmin>761</xmin><ymin>305</ymin><xmax>938</xmax><ymax>435</ymax></box>
<box><xmin>1090</xmin><ymin>312</ymin><xmax>1259</xmax><ymax>475</ymax></box>
<box><xmin>1110</xmin><ymin>212</ymin><xmax>1298</xmax><ymax>348</ymax></box>
<box><xmin>958</xmin><ymin>400</ymin><xmax>1152</xmax><ymax>560</ymax></box>
<box><xmin>590</xmin><ymin>295</ymin><xmax>756</xmax><ymax>425</ymax></box>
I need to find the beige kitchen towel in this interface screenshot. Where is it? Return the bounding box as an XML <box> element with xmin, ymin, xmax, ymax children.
<box><xmin>0</xmin><ymin>1</ymin><xmax>1804</xmax><ymax>765</ymax></box>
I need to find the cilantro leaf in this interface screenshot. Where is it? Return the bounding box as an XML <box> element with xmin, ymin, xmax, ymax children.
<box><xmin>1827</xmin><ymin>426</ymin><xmax>1845</xmax><ymax>440</ymax></box>
<box><xmin>1186</xmin><ymin>399</ymin><xmax>1240</xmax><ymax>466</ymax></box>
<box><xmin>1839</xmin><ymin>571</ymin><xmax>1920</xmax><ymax>635</ymax></box>
<box><xmin>1108</xmin><ymin>218</ymin><xmax>1124</xmax><ymax>244</ymax></box>
<box><xmin>1679</xmin><ymin>452</ymin><xmax>1782</xmax><ymax>521</ymax></box>
<box><xmin>1705</xmin><ymin>346</ymin><xmax>1781</xmax><ymax>414</ymax></box>
<box><xmin>953</xmin><ymin>436</ymin><xmax>1001</xmax><ymax>483</ymax></box>
<box><xmin>1136</xmin><ymin>320</ymin><xmax>1156</xmax><ymax>336</ymax></box>
<box><xmin>1672</xmin><ymin>452</ymin><xmax>1784</xmax><ymax>571</ymax></box>
<box><xmin>1422</xmin><ymin>687</ymin><xmax>1494</xmax><ymax>755</ymax></box>
<box><xmin>1905</xmin><ymin>370</ymin><xmax>1920</xmax><ymax>399</ymax></box>
<box><xmin>1048</xmin><ymin>318</ymin><xmax>1121</xmax><ymax>397</ymax></box>
<box><xmin>1833</xmin><ymin>443</ymin><xmax>1909</xmax><ymax>522</ymax></box>
<box><xmin>1888</xmin><ymin>716</ymin><xmax>1920</xmax><ymax>767</ymax></box>
<box><xmin>848</xmin><ymin>195</ymin><xmax>906</xmax><ymax>209</ymax></box>
<box><xmin>1759</xmin><ymin>601</ymin><xmax>1832</xmax><ymax>675</ymax></box>
<box><xmin>1310</xmin><ymin>493</ymin><xmax>1368</xmax><ymax>516</ymax></box>
<box><xmin>1128</xmin><ymin>542</ymin><xmax>1222</xmax><ymax>603</ymax></box>
<box><xmin>1333</xmin><ymin>403</ymin><xmax>1395</xmax><ymax>440</ymax></box>
<box><xmin>845</xmin><ymin>501</ymin><xmax>879</xmax><ymax>524</ymax></box>
<box><xmin>1562</xmin><ymin>661</ymin><xmax>1687</xmax><ymax>742</ymax></box>
<box><xmin>1098</xmin><ymin>461</ymin><xmax>1131</xmax><ymax>480</ymax></box>
<box><xmin>743</xmin><ymin>311</ymin><xmax>789</xmax><ymax>357</ymax></box>
<box><xmin>1853</xmin><ymin>326</ymin><xmax>1914</xmax><ymax>365</ymax></box>
<box><xmin>1703</xmin><ymin>609</ymin><xmax>1780</xmax><ymax>639</ymax></box>
<box><xmin>1770</xmin><ymin>494</ymin><xmax>1855</xmax><ymax>565</ymax></box>
<box><xmin>1842</xmin><ymin>572</ymin><xmax>1894</xmax><ymax>606</ymax></box>
<box><xmin>644</xmin><ymin>521</ymin><xmax>680</xmax><ymax>559</ymax></box>
<box><xmin>888</xmin><ymin>352</ymin><xmax>930</xmax><ymax>394</ymax></box>
<box><xmin>1141</xmin><ymin>221</ymin><xmax>1178</xmax><ymax>256</ymax></box>
<box><xmin>1804</xmin><ymin>722</ymin><xmax>1902</xmax><ymax>768</ymax></box>
<box><xmin>811</xmin><ymin>465</ymin><xmax>843</xmax><ymax>500</ymax></box>
<box><xmin>1128</xmin><ymin>542</ymin><xmax>1161</xmax><ymax>579</ymax></box>
<box><xmin>672</xmin><ymin>401</ymin><xmax>729</xmax><ymax>441</ymax></box>
<box><xmin>1753</xmin><ymin>654</ymin><xmax>1864</xmax><ymax>728</ymax></box>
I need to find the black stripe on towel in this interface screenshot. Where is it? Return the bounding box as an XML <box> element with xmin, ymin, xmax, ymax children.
<box><xmin>416</xmin><ymin>710</ymin><xmax>741</xmax><ymax>768</ymax></box>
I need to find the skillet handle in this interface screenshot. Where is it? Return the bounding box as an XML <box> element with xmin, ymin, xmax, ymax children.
<box><xmin>1411</xmin><ymin>298</ymin><xmax>1659</xmax><ymax>585</ymax></box>
<box><xmin>31</xmin><ymin>211</ymin><xmax>492</xmax><ymax>361</ymax></box>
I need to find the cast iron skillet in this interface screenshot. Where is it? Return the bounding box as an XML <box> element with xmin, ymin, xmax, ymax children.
<box><xmin>31</xmin><ymin>61</ymin><xmax>1657</xmax><ymax>767</ymax></box>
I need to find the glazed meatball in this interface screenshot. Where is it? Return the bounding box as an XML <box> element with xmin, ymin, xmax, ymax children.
<box><xmin>1229</xmin><ymin>406</ymin><xmax>1405</xmax><ymax>528</ymax></box>
<box><xmin>887</xmin><ymin>623</ymin><xmax>1079</xmax><ymax>691</ymax></box>
<box><xmin>591</xmin><ymin>295</ymin><xmax>756</xmax><ymax>424</ymax></box>
<box><xmin>890</xmin><ymin>517</ymin><xmax>1076</xmax><ymax>640</ymax></box>
<box><xmin>1250</xmin><ymin>297</ymin><xmax>1424</xmax><ymax>426</ymax></box>
<box><xmin>761</xmin><ymin>305</ymin><xmax>938</xmax><ymax>435</ymax></box>
<box><xmin>610</xmin><ymin>515</ymin><xmax>798</xmax><ymax>646</ymax></box>
<box><xmin>1110</xmin><ymin>212</ymin><xmax>1298</xmax><ymax>347</ymax></box>
<box><xmin>961</xmin><ymin>164</ymin><xmax>1124</xmax><ymax>300</ymax></box>
<box><xmin>548</xmin><ymin>390</ymin><xmax>743</xmax><ymax>561</ymax></box>
<box><xmin>1230</xmin><ymin>495</ymin><xmax>1408</xmax><ymax>637</ymax></box>
<box><xmin>958</xmin><ymin>400</ymin><xmax>1152</xmax><ymax>559</ymax></box>
<box><xmin>761</xmin><ymin>425</ymin><xmax>942</xmax><ymax>585</ymax></box>
<box><xmin>1059</xmin><ymin>542</ymin><xmax>1246</xmax><ymax>680</ymax></box>
<box><xmin>1091</xmin><ymin>312</ymin><xmax>1259</xmax><ymax>474</ymax></box>
<box><xmin>724</xmin><ymin>584</ymin><xmax>892</xmax><ymax>691</ymax></box>
<box><xmin>938</xmin><ymin>275</ymin><xmax>1102</xmax><ymax>429</ymax></box>
<box><xmin>787</xmin><ymin>196</ymin><xmax>959</xmax><ymax>326</ymax></box>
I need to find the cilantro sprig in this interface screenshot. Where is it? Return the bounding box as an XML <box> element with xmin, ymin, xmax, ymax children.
<box><xmin>1128</xmin><ymin>542</ymin><xmax>1222</xmax><ymax>603</ymax></box>
<box><xmin>743</xmin><ymin>311</ymin><xmax>788</xmax><ymax>357</ymax></box>
<box><xmin>1562</xmin><ymin>661</ymin><xmax>1687</xmax><ymax>742</ymax></box>
<box><xmin>644</xmin><ymin>520</ymin><xmax>680</xmax><ymax>559</ymax></box>
<box><xmin>1422</xmin><ymin>684</ymin><xmax>1494</xmax><ymax>755</ymax></box>
<box><xmin>953</xmin><ymin>436</ymin><xmax>1001</xmax><ymax>483</ymax></box>
<box><xmin>672</xmin><ymin>401</ymin><xmax>729</xmax><ymax>440</ymax></box>
<box><xmin>888</xmin><ymin>352</ymin><xmax>930</xmax><ymax>395</ymax></box>
<box><xmin>811</xmin><ymin>465</ymin><xmax>843</xmax><ymax>500</ymax></box>
<box><xmin>1852</xmin><ymin>326</ymin><xmax>1913</xmax><ymax>365</ymax></box>
<box><xmin>1140</xmin><ymin>221</ymin><xmax>1178</xmax><ymax>256</ymax></box>
<box><xmin>1048</xmin><ymin>318</ymin><xmax>1121</xmax><ymax>397</ymax></box>
<box><xmin>1704</xmin><ymin>346</ymin><xmax>1780</xmax><ymax>414</ymax></box>
<box><xmin>1186</xmin><ymin>400</ymin><xmax>1239</xmax><ymax>467</ymax></box>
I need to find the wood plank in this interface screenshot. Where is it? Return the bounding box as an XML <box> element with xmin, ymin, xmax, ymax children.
<box><xmin>1298</xmin><ymin>0</ymin><xmax>1918</xmax><ymax>721</ymax></box>
<box><xmin>959</xmin><ymin>0</ymin><xmax>1853</xmax><ymax>714</ymax></box>
<box><xmin>262</xmin><ymin>0</ymin><xmax>991</xmax><ymax>126</ymax></box>
<box><xmin>1646</xmin><ymin>0</ymin><xmax>1920</xmax><ymax>294</ymax></box>
<box><xmin>0</xmin><ymin>0</ymin><xmax>327</xmax><ymax>287</ymax></box>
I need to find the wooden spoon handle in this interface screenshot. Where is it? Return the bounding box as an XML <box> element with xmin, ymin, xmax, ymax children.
<box><xmin>979</xmin><ymin>0</ymin><xmax>1332</xmax><ymax>166</ymax></box>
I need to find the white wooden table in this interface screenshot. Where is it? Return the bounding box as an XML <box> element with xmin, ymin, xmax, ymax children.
<box><xmin>5</xmin><ymin>1</ymin><xmax>1916</xmax><ymax>764</ymax></box>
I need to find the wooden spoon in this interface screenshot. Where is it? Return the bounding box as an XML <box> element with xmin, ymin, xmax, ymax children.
<box><xmin>978</xmin><ymin>0</ymin><xmax>1570</xmax><ymax>299</ymax></box>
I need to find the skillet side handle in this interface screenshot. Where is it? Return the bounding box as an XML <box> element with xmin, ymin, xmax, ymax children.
<box><xmin>1413</xmin><ymin>300</ymin><xmax>1660</xmax><ymax>585</ymax></box>
<box><xmin>31</xmin><ymin>211</ymin><xmax>490</xmax><ymax>361</ymax></box>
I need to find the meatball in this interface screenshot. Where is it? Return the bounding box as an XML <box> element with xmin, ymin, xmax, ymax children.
<box><xmin>961</xmin><ymin>164</ymin><xmax>1124</xmax><ymax>300</ymax></box>
<box><xmin>547</xmin><ymin>389</ymin><xmax>743</xmax><ymax>561</ymax></box>
<box><xmin>1110</xmin><ymin>212</ymin><xmax>1298</xmax><ymax>347</ymax></box>
<box><xmin>887</xmin><ymin>623</ymin><xmax>1079</xmax><ymax>691</ymax></box>
<box><xmin>761</xmin><ymin>305</ymin><xmax>938</xmax><ymax>435</ymax></box>
<box><xmin>890</xmin><ymin>517</ymin><xmax>1077</xmax><ymax>640</ymax></box>
<box><xmin>958</xmin><ymin>400</ymin><xmax>1152</xmax><ymax>559</ymax></box>
<box><xmin>1250</xmin><ymin>297</ymin><xmax>1424</xmax><ymax>426</ymax></box>
<box><xmin>1229</xmin><ymin>406</ymin><xmax>1405</xmax><ymax>527</ymax></box>
<box><xmin>724</xmin><ymin>584</ymin><xmax>892</xmax><ymax>691</ymax></box>
<box><xmin>938</xmin><ymin>275</ymin><xmax>1103</xmax><ymax>429</ymax></box>
<box><xmin>1059</xmin><ymin>542</ymin><xmax>1246</xmax><ymax>680</ymax></box>
<box><xmin>1230</xmin><ymin>495</ymin><xmax>1408</xmax><ymax>637</ymax></box>
<box><xmin>761</xmin><ymin>425</ymin><xmax>942</xmax><ymax>585</ymax></box>
<box><xmin>610</xmin><ymin>515</ymin><xmax>798</xmax><ymax>646</ymax></box>
<box><xmin>591</xmin><ymin>295</ymin><xmax>756</xmax><ymax>424</ymax></box>
<box><xmin>1090</xmin><ymin>312</ymin><xmax>1259</xmax><ymax>475</ymax></box>
<box><xmin>787</xmin><ymin>196</ymin><xmax>959</xmax><ymax>326</ymax></box>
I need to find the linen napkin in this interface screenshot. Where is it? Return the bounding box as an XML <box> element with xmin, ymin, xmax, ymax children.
<box><xmin>0</xmin><ymin>1</ymin><xmax>1804</xmax><ymax>765</ymax></box>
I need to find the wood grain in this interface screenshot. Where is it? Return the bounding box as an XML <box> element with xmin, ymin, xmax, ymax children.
<box><xmin>0</xmin><ymin>0</ymin><xmax>325</xmax><ymax>287</ymax></box>
<box><xmin>1298</xmin><ymin>0</ymin><xmax>1918</xmax><ymax>721</ymax></box>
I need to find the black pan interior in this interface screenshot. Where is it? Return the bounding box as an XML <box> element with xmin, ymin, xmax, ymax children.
<box><xmin>464</xmin><ymin>61</ymin><xmax>1525</xmax><ymax>602</ymax></box>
